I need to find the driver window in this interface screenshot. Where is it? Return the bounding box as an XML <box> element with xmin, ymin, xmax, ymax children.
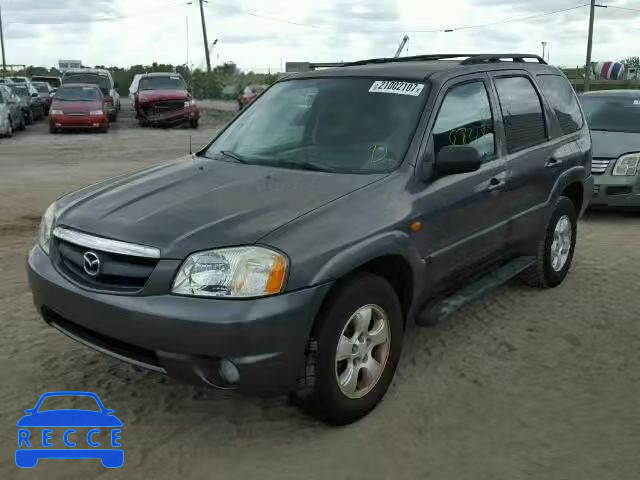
<box><xmin>432</xmin><ymin>81</ymin><xmax>495</xmax><ymax>161</ymax></box>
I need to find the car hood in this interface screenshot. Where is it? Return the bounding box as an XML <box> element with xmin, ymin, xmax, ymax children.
<box><xmin>57</xmin><ymin>157</ymin><xmax>385</xmax><ymax>258</ymax></box>
<box><xmin>591</xmin><ymin>130</ymin><xmax>640</xmax><ymax>158</ymax></box>
<box><xmin>52</xmin><ymin>100</ymin><xmax>103</xmax><ymax>113</ymax></box>
<box><xmin>16</xmin><ymin>410</ymin><xmax>123</xmax><ymax>427</ymax></box>
<box><xmin>138</xmin><ymin>89</ymin><xmax>189</xmax><ymax>104</ymax></box>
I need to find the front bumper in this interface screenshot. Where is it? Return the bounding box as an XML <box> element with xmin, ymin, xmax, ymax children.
<box><xmin>138</xmin><ymin>106</ymin><xmax>200</xmax><ymax>126</ymax></box>
<box><xmin>27</xmin><ymin>245</ymin><xmax>331</xmax><ymax>393</ymax></box>
<box><xmin>50</xmin><ymin>114</ymin><xmax>108</xmax><ymax>130</ymax></box>
<box><xmin>590</xmin><ymin>173</ymin><xmax>640</xmax><ymax>208</ymax></box>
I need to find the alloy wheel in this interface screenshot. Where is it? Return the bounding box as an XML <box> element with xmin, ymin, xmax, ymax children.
<box><xmin>335</xmin><ymin>304</ymin><xmax>391</xmax><ymax>399</ymax></box>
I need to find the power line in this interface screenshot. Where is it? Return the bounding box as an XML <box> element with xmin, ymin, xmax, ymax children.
<box><xmin>604</xmin><ymin>5</ymin><xmax>640</xmax><ymax>13</ymax></box>
<box><xmin>398</xmin><ymin>4</ymin><xmax>589</xmax><ymax>33</ymax></box>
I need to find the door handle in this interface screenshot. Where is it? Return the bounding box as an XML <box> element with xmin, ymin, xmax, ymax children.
<box><xmin>487</xmin><ymin>177</ymin><xmax>505</xmax><ymax>191</ymax></box>
<box><xmin>545</xmin><ymin>157</ymin><xmax>562</xmax><ymax>168</ymax></box>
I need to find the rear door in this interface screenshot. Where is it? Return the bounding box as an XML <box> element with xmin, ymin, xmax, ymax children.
<box><xmin>488</xmin><ymin>71</ymin><xmax>567</xmax><ymax>250</ymax></box>
<box><xmin>414</xmin><ymin>73</ymin><xmax>509</xmax><ymax>291</ymax></box>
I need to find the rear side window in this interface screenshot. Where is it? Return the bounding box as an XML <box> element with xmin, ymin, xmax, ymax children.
<box><xmin>494</xmin><ymin>76</ymin><xmax>546</xmax><ymax>153</ymax></box>
<box><xmin>432</xmin><ymin>81</ymin><xmax>495</xmax><ymax>161</ymax></box>
<box><xmin>537</xmin><ymin>74</ymin><xmax>583</xmax><ymax>135</ymax></box>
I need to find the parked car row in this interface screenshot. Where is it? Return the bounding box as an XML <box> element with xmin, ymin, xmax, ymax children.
<box><xmin>0</xmin><ymin>76</ymin><xmax>52</xmax><ymax>138</ymax></box>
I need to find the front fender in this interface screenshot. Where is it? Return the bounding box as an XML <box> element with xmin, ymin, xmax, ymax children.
<box><xmin>310</xmin><ymin>231</ymin><xmax>427</xmax><ymax>317</ymax></box>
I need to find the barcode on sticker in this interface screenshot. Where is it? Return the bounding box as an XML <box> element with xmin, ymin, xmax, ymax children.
<box><xmin>369</xmin><ymin>81</ymin><xmax>424</xmax><ymax>96</ymax></box>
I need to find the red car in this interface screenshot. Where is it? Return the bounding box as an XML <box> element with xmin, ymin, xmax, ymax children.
<box><xmin>49</xmin><ymin>84</ymin><xmax>109</xmax><ymax>134</ymax></box>
<box><xmin>238</xmin><ymin>84</ymin><xmax>267</xmax><ymax>110</ymax></box>
<box><xmin>134</xmin><ymin>73</ymin><xmax>199</xmax><ymax>128</ymax></box>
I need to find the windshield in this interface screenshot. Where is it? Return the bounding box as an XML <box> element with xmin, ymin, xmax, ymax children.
<box><xmin>9</xmin><ymin>77</ymin><xmax>26</xmax><ymax>83</ymax></box>
<box><xmin>35</xmin><ymin>84</ymin><xmax>49</xmax><ymax>93</ymax></box>
<box><xmin>55</xmin><ymin>86</ymin><xmax>102</xmax><ymax>101</ymax></box>
<box><xmin>581</xmin><ymin>95</ymin><xmax>640</xmax><ymax>133</ymax></box>
<box><xmin>8</xmin><ymin>84</ymin><xmax>29</xmax><ymax>97</ymax></box>
<box><xmin>33</xmin><ymin>77</ymin><xmax>61</xmax><ymax>88</ymax></box>
<box><xmin>204</xmin><ymin>78</ymin><xmax>428</xmax><ymax>173</ymax></box>
<box><xmin>64</xmin><ymin>74</ymin><xmax>110</xmax><ymax>93</ymax></box>
<box><xmin>37</xmin><ymin>395</ymin><xmax>101</xmax><ymax>412</ymax></box>
<box><xmin>139</xmin><ymin>75</ymin><xmax>186</xmax><ymax>91</ymax></box>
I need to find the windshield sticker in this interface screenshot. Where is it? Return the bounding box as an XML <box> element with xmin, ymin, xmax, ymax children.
<box><xmin>634</xmin><ymin>100</ymin><xmax>640</xmax><ymax>105</ymax></box>
<box><xmin>170</xmin><ymin>76</ymin><xmax>180</xmax><ymax>80</ymax></box>
<box><xmin>369</xmin><ymin>81</ymin><xmax>424</xmax><ymax>97</ymax></box>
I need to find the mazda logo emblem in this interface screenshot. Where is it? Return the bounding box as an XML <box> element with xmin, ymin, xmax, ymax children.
<box><xmin>83</xmin><ymin>251</ymin><xmax>101</xmax><ymax>277</ymax></box>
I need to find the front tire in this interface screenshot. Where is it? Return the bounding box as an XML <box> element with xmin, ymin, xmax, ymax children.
<box><xmin>521</xmin><ymin>196</ymin><xmax>577</xmax><ymax>288</ymax></box>
<box><xmin>294</xmin><ymin>274</ymin><xmax>403</xmax><ymax>425</ymax></box>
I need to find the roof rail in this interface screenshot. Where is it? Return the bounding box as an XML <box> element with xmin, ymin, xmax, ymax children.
<box><xmin>460</xmin><ymin>54</ymin><xmax>546</xmax><ymax>65</ymax></box>
<box><xmin>343</xmin><ymin>53</ymin><xmax>547</xmax><ymax>68</ymax></box>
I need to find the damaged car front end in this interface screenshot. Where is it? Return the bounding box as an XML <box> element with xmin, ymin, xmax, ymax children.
<box><xmin>135</xmin><ymin>73</ymin><xmax>200</xmax><ymax>128</ymax></box>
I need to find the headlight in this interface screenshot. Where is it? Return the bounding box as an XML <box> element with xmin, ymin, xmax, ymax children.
<box><xmin>613</xmin><ymin>153</ymin><xmax>640</xmax><ymax>176</ymax></box>
<box><xmin>38</xmin><ymin>202</ymin><xmax>57</xmax><ymax>255</ymax></box>
<box><xmin>184</xmin><ymin>99</ymin><xmax>195</xmax><ymax>107</ymax></box>
<box><xmin>50</xmin><ymin>109</ymin><xmax>63</xmax><ymax>115</ymax></box>
<box><xmin>172</xmin><ymin>247</ymin><xmax>288</xmax><ymax>298</ymax></box>
<box><xmin>89</xmin><ymin>110</ymin><xmax>104</xmax><ymax>116</ymax></box>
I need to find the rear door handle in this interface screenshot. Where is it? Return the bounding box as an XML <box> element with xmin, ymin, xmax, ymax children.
<box><xmin>487</xmin><ymin>177</ymin><xmax>505</xmax><ymax>191</ymax></box>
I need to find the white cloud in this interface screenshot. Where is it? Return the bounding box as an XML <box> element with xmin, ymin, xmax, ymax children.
<box><xmin>2</xmin><ymin>0</ymin><xmax>640</xmax><ymax>71</ymax></box>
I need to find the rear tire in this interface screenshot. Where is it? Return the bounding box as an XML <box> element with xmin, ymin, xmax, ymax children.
<box><xmin>293</xmin><ymin>273</ymin><xmax>403</xmax><ymax>425</ymax></box>
<box><xmin>521</xmin><ymin>196</ymin><xmax>577</xmax><ymax>288</ymax></box>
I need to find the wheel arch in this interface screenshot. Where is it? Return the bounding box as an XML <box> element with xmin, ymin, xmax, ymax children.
<box><xmin>309</xmin><ymin>231</ymin><xmax>426</xmax><ymax>324</ymax></box>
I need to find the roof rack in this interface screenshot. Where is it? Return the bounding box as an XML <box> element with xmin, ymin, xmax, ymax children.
<box><xmin>343</xmin><ymin>53</ymin><xmax>546</xmax><ymax>67</ymax></box>
<box><xmin>460</xmin><ymin>54</ymin><xmax>546</xmax><ymax>65</ymax></box>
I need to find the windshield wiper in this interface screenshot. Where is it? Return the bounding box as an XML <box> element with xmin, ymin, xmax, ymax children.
<box><xmin>218</xmin><ymin>150</ymin><xmax>251</xmax><ymax>163</ymax></box>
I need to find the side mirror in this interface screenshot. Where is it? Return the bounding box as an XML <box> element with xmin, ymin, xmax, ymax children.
<box><xmin>435</xmin><ymin>145</ymin><xmax>483</xmax><ymax>176</ymax></box>
<box><xmin>24</xmin><ymin>409</ymin><xmax>34</xmax><ymax>414</ymax></box>
<box><xmin>31</xmin><ymin>92</ymin><xmax>38</xmax><ymax>97</ymax></box>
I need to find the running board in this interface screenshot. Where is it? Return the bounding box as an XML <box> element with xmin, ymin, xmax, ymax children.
<box><xmin>415</xmin><ymin>256</ymin><xmax>536</xmax><ymax>327</ymax></box>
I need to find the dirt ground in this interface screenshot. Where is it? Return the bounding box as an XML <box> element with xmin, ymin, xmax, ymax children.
<box><xmin>1</xmin><ymin>100</ymin><xmax>639</xmax><ymax>480</ymax></box>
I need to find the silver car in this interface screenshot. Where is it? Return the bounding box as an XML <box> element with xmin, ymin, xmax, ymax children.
<box><xmin>0</xmin><ymin>85</ymin><xmax>25</xmax><ymax>131</ymax></box>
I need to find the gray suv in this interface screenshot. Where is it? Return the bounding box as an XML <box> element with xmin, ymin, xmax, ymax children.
<box><xmin>27</xmin><ymin>54</ymin><xmax>592</xmax><ymax>425</ymax></box>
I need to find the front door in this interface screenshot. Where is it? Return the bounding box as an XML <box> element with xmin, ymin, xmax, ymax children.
<box><xmin>413</xmin><ymin>74</ymin><xmax>509</xmax><ymax>293</ymax></box>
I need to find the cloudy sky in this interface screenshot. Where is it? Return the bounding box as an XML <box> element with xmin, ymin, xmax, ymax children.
<box><xmin>2</xmin><ymin>0</ymin><xmax>640</xmax><ymax>72</ymax></box>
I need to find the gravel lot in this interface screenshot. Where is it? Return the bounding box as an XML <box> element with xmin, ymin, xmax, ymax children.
<box><xmin>1</xmin><ymin>100</ymin><xmax>639</xmax><ymax>479</ymax></box>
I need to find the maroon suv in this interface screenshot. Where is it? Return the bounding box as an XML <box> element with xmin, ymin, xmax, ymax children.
<box><xmin>134</xmin><ymin>73</ymin><xmax>199</xmax><ymax>128</ymax></box>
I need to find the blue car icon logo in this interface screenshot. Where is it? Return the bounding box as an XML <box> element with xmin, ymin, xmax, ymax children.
<box><xmin>16</xmin><ymin>391</ymin><xmax>123</xmax><ymax>468</ymax></box>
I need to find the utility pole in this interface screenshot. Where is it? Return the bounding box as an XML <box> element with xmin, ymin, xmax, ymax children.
<box><xmin>198</xmin><ymin>0</ymin><xmax>212</xmax><ymax>73</ymax></box>
<box><xmin>0</xmin><ymin>4</ymin><xmax>7</xmax><ymax>76</ymax></box>
<box><xmin>584</xmin><ymin>2</ymin><xmax>607</xmax><ymax>92</ymax></box>
<box><xmin>541</xmin><ymin>41</ymin><xmax>547</xmax><ymax>62</ymax></box>
<box><xmin>584</xmin><ymin>0</ymin><xmax>596</xmax><ymax>92</ymax></box>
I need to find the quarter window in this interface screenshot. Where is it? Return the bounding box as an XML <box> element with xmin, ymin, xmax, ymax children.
<box><xmin>494</xmin><ymin>76</ymin><xmax>546</xmax><ymax>153</ymax></box>
<box><xmin>537</xmin><ymin>74</ymin><xmax>584</xmax><ymax>135</ymax></box>
<box><xmin>432</xmin><ymin>81</ymin><xmax>495</xmax><ymax>161</ymax></box>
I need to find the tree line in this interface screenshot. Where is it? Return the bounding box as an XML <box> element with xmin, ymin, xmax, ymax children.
<box><xmin>17</xmin><ymin>62</ymin><xmax>278</xmax><ymax>99</ymax></box>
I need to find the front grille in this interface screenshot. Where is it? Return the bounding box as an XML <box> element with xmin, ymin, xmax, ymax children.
<box><xmin>42</xmin><ymin>307</ymin><xmax>162</xmax><ymax>371</ymax></box>
<box><xmin>143</xmin><ymin>100</ymin><xmax>184</xmax><ymax>116</ymax></box>
<box><xmin>593</xmin><ymin>184</ymin><xmax>600</xmax><ymax>197</ymax></box>
<box><xmin>592</xmin><ymin>157</ymin><xmax>612</xmax><ymax>174</ymax></box>
<box><xmin>54</xmin><ymin>238</ymin><xmax>158</xmax><ymax>293</ymax></box>
<box><xmin>68</xmin><ymin>112</ymin><xmax>89</xmax><ymax>116</ymax></box>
